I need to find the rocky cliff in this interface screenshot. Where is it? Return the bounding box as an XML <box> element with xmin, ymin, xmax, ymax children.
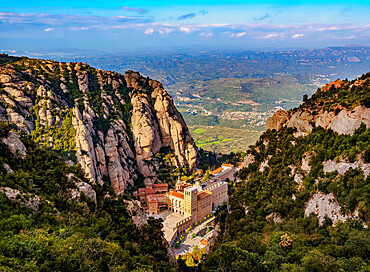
<box><xmin>0</xmin><ymin>56</ymin><xmax>198</xmax><ymax>194</ymax></box>
<box><xmin>266</xmin><ymin>74</ymin><xmax>370</xmax><ymax>136</ymax></box>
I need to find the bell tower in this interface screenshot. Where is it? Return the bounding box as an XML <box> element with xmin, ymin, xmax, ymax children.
<box><xmin>184</xmin><ymin>186</ymin><xmax>198</xmax><ymax>223</ymax></box>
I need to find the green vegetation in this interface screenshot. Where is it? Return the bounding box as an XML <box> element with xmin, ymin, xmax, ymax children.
<box><xmin>193</xmin><ymin>128</ymin><xmax>205</xmax><ymax>134</ymax></box>
<box><xmin>201</xmin><ymin>125</ymin><xmax>370</xmax><ymax>271</ymax></box>
<box><xmin>299</xmin><ymin>72</ymin><xmax>370</xmax><ymax>112</ymax></box>
<box><xmin>190</xmin><ymin>125</ymin><xmax>262</xmax><ymax>154</ymax></box>
<box><xmin>177</xmin><ymin>246</ymin><xmax>206</xmax><ymax>269</ymax></box>
<box><xmin>0</xmin><ymin>123</ymin><xmax>174</xmax><ymax>271</ymax></box>
<box><xmin>30</xmin><ymin>107</ymin><xmax>76</xmax><ymax>154</ymax></box>
<box><xmin>0</xmin><ymin>54</ymin><xmax>22</xmax><ymax>65</ymax></box>
<box><xmin>201</xmin><ymin>74</ymin><xmax>370</xmax><ymax>271</ymax></box>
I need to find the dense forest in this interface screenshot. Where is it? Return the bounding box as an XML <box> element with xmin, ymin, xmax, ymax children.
<box><xmin>0</xmin><ymin>123</ymin><xmax>174</xmax><ymax>272</ymax></box>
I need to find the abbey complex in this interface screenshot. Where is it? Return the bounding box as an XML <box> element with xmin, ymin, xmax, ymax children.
<box><xmin>134</xmin><ymin>164</ymin><xmax>234</xmax><ymax>244</ymax></box>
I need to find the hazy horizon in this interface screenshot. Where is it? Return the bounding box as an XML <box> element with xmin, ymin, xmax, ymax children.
<box><xmin>1</xmin><ymin>0</ymin><xmax>369</xmax><ymax>55</ymax></box>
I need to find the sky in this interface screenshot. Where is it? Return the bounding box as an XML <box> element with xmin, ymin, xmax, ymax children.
<box><xmin>0</xmin><ymin>0</ymin><xmax>369</xmax><ymax>55</ymax></box>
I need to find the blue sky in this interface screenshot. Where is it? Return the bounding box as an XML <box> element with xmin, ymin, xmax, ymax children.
<box><xmin>0</xmin><ymin>1</ymin><xmax>369</xmax><ymax>54</ymax></box>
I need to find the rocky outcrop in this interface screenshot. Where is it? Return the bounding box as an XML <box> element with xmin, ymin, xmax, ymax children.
<box><xmin>266</xmin><ymin>212</ymin><xmax>284</xmax><ymax>223</ymax></box>
<box><xmin>328</xmin><ymin>106</ymin><xmax>370</xmax><ymax>135</ymax></box>
<box><xmin>259</xmin><ymin>159</ymin><xmax>269</xmax><ymax>172</ymax></box>
<box><xmin>266</xmin><ymin>109</ymin><xmax>290</xmax><ymax>131</ymax></box>
<box><xmin>126</xmin><ymin>200</ymin><xmax>148</xmax><ymax>228</ymax></box>
<box><xmin>205</xmin><ymin>223</ymin><xmax>221</xmax><ymax>255</ymax></box>
<box><xmin>267</xmin><ymin>104</ymin><xmax>370</xmax><ymax>136</ymax></box>
<box><xmin>304</xmin><ymin>192</ymin><xmax>359</xmax><ymax>225</ymax></box>
<box><xmin>0</xmin><ymin>59</ymin><xmax>198</xmax><ymax>195</ymax></box>
<box><xmin>321</xmin><ymin>79</ymin><xmax>343</xmax><ymax>91</ymax></box>
<box><xmin>243</xmin><ymin>154</ymin><xmax>255</xmax><ymax>168</ymax></box>
<box><xmin>323</xmin><ymin>159</ymin><xmax>370</xmax><ymax>178</ymax></box>
<box><xmin>0</xmin><ymin>187</ymin><xmax>40</xmax><ymax>212</ymax></box>
<box><xmin>1</xmin><ymin>131</ymin><xmax>26</xmax><ymax>159</ymax></box>
<box><xmin>301</xmin><ymin>152</ymin><xmax>311</xmax><ymax>173</ymax></box>
<box><xmin>3</xmin><ymin>163</ymin><xmax>14</xmax><ymax>174</ymax></box>
<box><xmin>266</xmin><ymin>77</ymin><xmax>370</xmax><ymax>136</ymax></box>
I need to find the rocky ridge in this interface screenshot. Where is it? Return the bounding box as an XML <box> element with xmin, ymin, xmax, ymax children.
<box><xmin>266</xmin><ymin>76</ymin><xmax>370</xmax><ymax>135</ymax></box>
<box><xmin>0</xmin><ymin>56</ymin><xmax>198</xmax><ymax>194</ymax></box>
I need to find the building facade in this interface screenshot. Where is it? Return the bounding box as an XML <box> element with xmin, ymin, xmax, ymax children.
<box><xmin>167</xmin><ymin>177</ymin><xmax>228</xmax><ymax>223</ymax></box>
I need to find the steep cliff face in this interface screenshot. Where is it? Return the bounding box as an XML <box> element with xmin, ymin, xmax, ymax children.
<box><xmin>0</xmin><ymin>56</ymin><xmax>198</xmax><ymax>194</ymax></box>
<box><xmin>125</xmin><ymin>71</ymin><xmax>198</xmax><ymax>178</ymax></box>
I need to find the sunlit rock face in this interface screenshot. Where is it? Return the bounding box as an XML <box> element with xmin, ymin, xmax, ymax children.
<box><xmin>0</xmin><ymin>58</ymin><xmax>199</xmax><ymax>194</ymax></box>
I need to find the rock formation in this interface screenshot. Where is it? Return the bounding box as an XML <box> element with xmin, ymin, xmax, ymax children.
<box><xmin>304</xmin><ymin>192</ymin><xmax>359</xmax><ymax>225</ymax></box>
<box><xmin>266</xmin><ymin>78</ymin><xmax>370</xmax><ymax>135</ymax></box>
<box><xmin>0</xmin><ymin>57</ymin><xmax>198</xmax><ymax>194</ymax></box>
<box><xmin>0</xmin><ymin>187</ymin><xmax>41</xmax><ymax>213</ymax></box>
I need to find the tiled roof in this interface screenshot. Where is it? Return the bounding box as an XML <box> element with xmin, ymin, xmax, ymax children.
<box><xmin>211</xmin><ymin>167</ymin><xmax>223</xmax><ymax>175</ymax></box>
<box><xmin>222</xmin><ymin>163</ymin><xmax>234</xmax><ymax>168</ymax></box>
<box><xmin>146</xmin><ymin>194</ymin><xmax>158</xmax><ymax>203</ymax></box>
<box><xmin>170</xmin><ymin>191</ymin><xmax>184</xmax><ymax>199</ymax></box>
<box><xmin>200</xmin><ymin>239</ymin><xmax>208</xmax><ymax>246</ymax></box>
<box><xmin>138</xmin><ymin>188</ymin><xmax>155</xmax><ymax>195</ymax></box>
<box><xmin>153</xmin><ymin>183</ymin><xmax>168</xmax><ymax>188</ymax></box>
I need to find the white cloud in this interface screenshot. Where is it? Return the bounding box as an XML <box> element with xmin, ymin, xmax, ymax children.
<box><xmin>292</xmin><ymin>33</ymin><xmax>304</xmax><ymax>38</ymax></box>
<box><xmin>44</xmin><ymin>28</ymin><xmax>54</xmax><ymax>32</ymax></box>
<box><xmin>144</xmin><ymin>28</ymin><xmax>154</xmax><ymax>34</ymax></box>
<box><xmin>230</xmin><ymin>32</ymin><xmax>246</xmax><ymax>38</ymax></box>
<box><xmin>199</xmin><ymin>32</ymin><xmax>213</xmax><ymax>38</ymax></box>
<box><xmin>332</xmin><ymin>35</ymin><xmax>356</xmax><ymax>40</ymax></box>
<box><xmin>70</xmin><ymin>27</ymin><xmax>88</xmax><ymax>31</ymax></box>
<box><xmin>158</xmin><ymin>28</ymin><xmax>174</xmax><ymax>35</ymax></box>
<box><xmin>317</xmin><ymin>26</ymin><xmax>341</xmax><ymax>31</ymax></box>
<box><xmin>1</xmin><ymin>49</ymin><xmax>16</xmax><ymax>53</ymax></box>
<box><xmin>180</xmin><ymin>27</ymin><xmax>191</xmax><ymax>33</ymax></box>
<box><xmin>256</xmin><ymin>33</ymin><xmax>284</xmax><ymax>39</ymax></box>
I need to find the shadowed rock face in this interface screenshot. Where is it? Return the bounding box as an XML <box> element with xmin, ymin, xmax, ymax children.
<box><xmin>0</xmin><ymin>58</ymin><xmax>198</xmax><ymax>194</ymax></box>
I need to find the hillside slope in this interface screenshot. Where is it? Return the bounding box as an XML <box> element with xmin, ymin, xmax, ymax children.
<box><xmin>0</xmin><ymin>55</ymin><xmax>198</xmax><ymax>194</ymax></box>
<box><xmin>202</xmin><ymin>73</ymin><xmax>370</xmax><ymax>272</ymax></box>
<box><xmin>0</xmin><ymin>123</ymin><xmax>175</xmax><ymax>271</ymax></box>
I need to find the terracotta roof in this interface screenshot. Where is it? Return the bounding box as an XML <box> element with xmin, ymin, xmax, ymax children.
<box><xmin>134</xmin><ymin>191</ymin><xmax>145</xmax><ymax>197</ymax></box>
<box><xmin>138</xmin><ymin>188</ymin><xmax>155</xmax><ymax>195</ymax></box>
<box><xmin>222</xmin><ymin>163</ymin><xmax>234</xmax><ymax>168</ymax></box>
<box><xmin>197</xmin><ymin>191</ymin><xmax>212</xmax><ymax>201</ymax></box>
<box><xmin>153</xmin><ymin>183</ymin><xmax>168</xmax><ymax>188</ymax></box>
<box><xmin>211</xmin><ymin>167</ymin><xmax>223</xmax><ymax>175</ymax></box>
<box><xmin>146</xmin><ymin>194</ymin><xmax>158</xmax><ymax>203</ymax></box>
<box><xmin>156</xmin><ymin>194</ymin><xmax>167</xmax><ymax>204</ymax></box>
<box><xmin>170</xmin><ymin>191</ymin><xmax>184</xmax><ymax>199</ymax></box>
<box><xmin>200</xmin><ymin>239</ymin><xmax>208</xmax><ymax>246</ymax></box>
